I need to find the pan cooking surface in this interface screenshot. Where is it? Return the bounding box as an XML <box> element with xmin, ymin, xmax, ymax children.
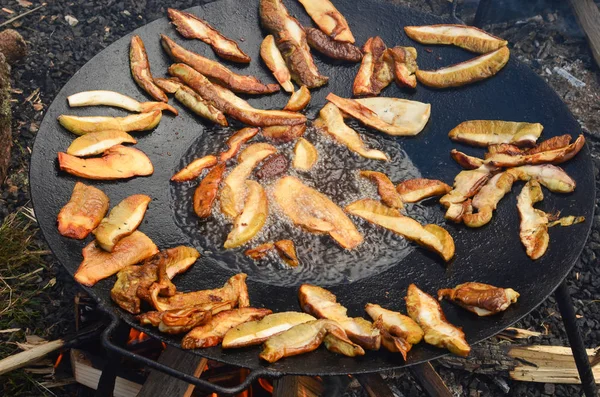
<box><xmin>30</xmin><ymin>0</ymin><xmax>595</xmax><ymax>375</ymax></box>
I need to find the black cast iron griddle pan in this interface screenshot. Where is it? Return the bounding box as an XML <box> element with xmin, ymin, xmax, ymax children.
<box><xmin>30</xmin><ymin>0</ymin><xmax>594</xmax><ymax>386</ymax></box>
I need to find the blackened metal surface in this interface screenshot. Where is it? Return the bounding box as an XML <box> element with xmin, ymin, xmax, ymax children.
<box><xmin>30</xmin><ymin>0</ymin><xmax>595</xmax><ymax>376</ymax></box>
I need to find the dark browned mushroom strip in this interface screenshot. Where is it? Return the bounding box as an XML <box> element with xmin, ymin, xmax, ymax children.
<box><xmin>305</xmin><ymin>28</ymin><xmax>362</xmax><ymax>62</ymax></box>
<box><xmin>485</xmin><ymin>134</ymin><xmax>585</xmax><ymax>167</ymax></box>
<box><xmin>438</xmin><ymin>282</ymin><xmax>519</xmax><ymax>316</ymax></box>
<box><xmin>194</xmin><ymin>163</ymin><xmax>226</xmax><ymax>218</ymax></box>
<box><xmin>353</xmin><ymin>36</ymin><xmax>393</xmax><ymax>96</ymax></box>
<box><xmin>130</xmin><ymin>35</ymin><xmax>168</xmax><ymax>102</ymax></box>
<box><xmin>153</xmin><ymin>77</ymin><xmax>183</xmax><ymax>94</ymax></box>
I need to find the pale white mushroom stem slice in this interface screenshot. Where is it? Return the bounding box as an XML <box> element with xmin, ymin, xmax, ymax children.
<box><xmin>67</xmin><ymin>90</ymin><xmax>178</xmax><ymax>115</ymax></box>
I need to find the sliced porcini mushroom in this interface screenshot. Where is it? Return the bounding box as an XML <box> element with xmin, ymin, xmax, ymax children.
<box><xmin>261</xmin><ymin>124</ymin><xmax>306</xmax><ymax>143</ymax></box>
<box><xmin>153</xmin><ymin>77</ymin><xmax>183</xmax><ymax>94</ymax></box>
<box><xmin>167</xmin><ymin>8</ymin><xmax>251</xmax><ymax>63</ymax></box>
<box><xmin>450</xmin><ymin>149</ymin><xmax>485</xmax><ymax>169</ymax></box>
<box><xmin>57</xmin><ymin>182</ymin><xmax>109</xmax><ymax>240</ymax></box>
<box><xmin>406</xmin><ymin>284</ymin><xmax>471</xmax><ymax>356</ymax></box>
<box><xmin>284</xmin><ymin>86</ymin><xmax>311</xmax><ymax>112</ymax></box>
<box><xmin>58</xmin><ymin>111</ymin><xmax>162</xmax><ymax>136</ymax></box>
<box><xmin>274</xmin><ymin>176</ymin><xmax>363</xmax><ymax>249</ymax></box>
<box><xmin>365</xmin><ymin>303</ymin><xmax>424</xmax><ymax>345</ymax></box>
<box><xmin>58</xmin><ymin>145</ymin><xmax>153</xmax><ymax>180</ymax></box>
<box><xmin>256</xmin><ymin>154</ymin><xmax>289</xmax><ymax>180</ymax></box>
<box><xmin>438</xmin><ymin>282</ymin><xmax>520</xmax><ymax>316</ymax></box>
<box><xmin>359</xmin><ymin>170</ymin><xmax>404</xmax><ymax>209</ymax></box>
<box><xmin>220</xmin><ymin>143</ymin><xmax>276</xmax><ymax>218</ymax></box>
<box><xmin>67</xmin><ymin>130</ymin><xmax>137</xmax><ymax>157</ymax></box>
<box><xmin>327</xmin><ymin>94</ymin><xmax>431</xmax><ymax>136</ymax></box>
<box><xmin>305</xmin><ymin>28</ymin><xmax>362</xmax><ymax>62</ymax></box>
<box><xmin>171</xmin><ymin>155</ymin><xmax>218</xmax><ymax>182</ymax></box>
<box><xmin>259</xmin><ymin>0</ymin><xmax>328</xmax><ymax>88</ymax></box>
<box><xmin>224</xmin><ymin>180</ymin><xmax>269</xmax><ymax>249</ymax></box>
<box><xmin>130</xmin><ymin>35</ymin><xmax>168</xmax><ymax>102</ymax></box>
<box><xmin>74</xmin><ymin>231</ymin><xmax>159</xmax><ymax>287</ymax></box>
<box><xmin>193</xmin><ymin>163</ymin><xmax>226</xmax><ymax>219</ymax></box>
<box><xmin>353</xmin><ymin>36</ymin><xmax>393</xmax><ymax>96</ymax></box>
<box><xmin>525</xmin><ymin>134</ymin><xmax>573</xmax><ymax>155</ymax></box>
<box><xmin>293</xmin><ymin>138</ymin><xmax>318</xmax><ymax>171</ymax></box>
<box><xmin>174</xmin><ymin>84</ymin><xmax>228</xmax><ymax>126</ymax></box>
<box><xmin>373</xmin><ymin>318</ymin><xmax>412</xmax><ymax>359</ymax></box>
<box><xmin>445</xmin><ymin>200</ymin><xmax>471</xmax><ymax>223</ymax></box>
<box><xmin>260</xmin><ymin>35</ymin><xmax>294</xmax><ymax>93</ymax></box>
<box><xmin>384</xmin><ymin>46</ymin><xmax>418</xmax><ymax>89</ymax></box>
<box><xmin>416</xmin><ymin>46</ymin><xmax>510</xmax><ymax>88</ymax></box>
<box><xmin>67</xmin><ymin>90</ymin><xmax>177</xmax><ymax>115</ymax></box>
<box><xmin>345</xmin><ymin>199</ymin><xmax>455</xmax><ymax>261</ymax></box>
<box><xmin>93</xmin><ymin>194</ymin><xmax>151</xmax><ymax>252</ymax></box>
<box><xmin>517</xmin><ymin>180</ymin><xmax>549</xmax><ymax>260</ymax></box>
<box><xmin>220</xmin><ymin>128</ymin><xmax>260</xmax><ymax>162</ymax></box>
<box><xmin>313</xmin><ymin>103</ymin><xmax>388</xmax><ymax>161</ymax></box>
<box><xmin>297</xmin><ymin>0</ymin><xmax>355</xmax><ymax>43</ymax></box>
<box><xmin>245</xmin><ymin>242</ymin><xmax>275</xmax><ymax>260</ymax></box>
<box><xmin>485</xmin><ymin>134</ymin><xmax>585</xmax><ymax>167</ymax></box>
<box><xmin>439</xmin><ymin>164</ymin><xmax>497</xmax><ymax>209</ymax></box>
<box><xmin>396</xmin><ymin>178</ymin><xmax>451</xmax><ymax>203</ymax></box>
<box><xmin>137</xmin><ymin>307</ymin><xmax>212</xmax><ymax>334</ymax></box>
<box><xmin>449</xmin><ymin>120</ymin><xmax>543</xmax><ymax>147</ymax></box>
<box><xmin>548</xmin><ymin>215</ymin><xmax>585</xmax><ymax>227</ymax></box>
<box><xmin>222</xmin><ymin>312</ymin><xmax>315</xmax><ymax>348</ymax></box>
<box><xmin>274</xmin><ymin>239</ymin><xmax>299</xmax><ymax>267</ymax></box>
<box><xmin>404</xmin><ymin>25</ymin><xmax>508</xmax><ymax>54</ymax></box>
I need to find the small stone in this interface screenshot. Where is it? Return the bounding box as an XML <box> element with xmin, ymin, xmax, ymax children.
<box><xmin>544</xmin><ymin>383</ymin><xmax>555</xmax><ymax>395</ymax></box>
<box><xmin>65</xmin><ymin>15</ymin><xmax>79</xmax><ymax>26</ymax></box>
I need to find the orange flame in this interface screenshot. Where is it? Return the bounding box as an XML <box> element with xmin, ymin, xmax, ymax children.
<box><xmin>127</xmin><ymin>328</ymin><xmax>150</xmax><ymax>345</ymax></box>
<box><xmin>258</xmin><ymin>378</ymin><xmax>274</xmax><ymax>393</ymax></box>
<box><xmin>53</xmin><ymin>352</ymin><xmax>64</xmax><ymax>369</ymax></box>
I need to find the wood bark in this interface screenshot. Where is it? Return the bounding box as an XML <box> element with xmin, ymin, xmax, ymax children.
<box><xmin>568</xmin><ymin>0</ymin><xmax>600</xmax><ymax>68</ymax></box>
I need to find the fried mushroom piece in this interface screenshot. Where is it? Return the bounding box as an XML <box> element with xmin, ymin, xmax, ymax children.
<box><xmin>297</xmin><ymin>0</ymin><xmax>355</xmax><ymax>43</ymax></box>
<box><xmin>353</xmin><ymin>37</ymin><xmax>393</xmax><ymax>96</ymax></box>
<box><xmin>224</xmin><ymin>180</ymin><xmax>268</xmax><ymax>249</ymax></box>
<box><xmin>262</xmin><ymin>124</ymin><xmax>307</xmax><ymax>143</ymax></box>
<box><xmin>260</xmin><ymin>35</ymin><xmax>294</xmax><ymax>93</ymax></box>
<box><xmin>439</xmin><ymin>164</ymin><xmax>497</xmax><ymax>211</ymax></box>
<box><xmin>153</xmin><ymin>77</ymin><xmax>183</xmax><ymax>94</ymax></box>
<box><xmin>274</xmin><ymin>176</ymin><xmax>363</xmax><ymax>249</ymax></box>
<box><xmin>365</xmin><ymin>304</ymin><xmax>423</xmax><ymax>345</ymax></box>
<box><xmin>67</xmin><ymin>90</ymin><xmax>177</xmax><ymax>115</ymax></box>
<box><xmin>138</xmin><ymin>307</ymin><xmax>212</xmax><ymax>334</ymax></box>
<box><xmin>299</xmin><ymin>284</ymin><xmax>380</xmax><ymax>350</ymax></box>
<box><xmin>548</xmin><ymin>215</ymin><xmax>585</xmax><ymax>227</ymax></box>
<box><xmin>167</xmin><ymin>9</ymin><xmax>250</xmax><ymax>63</ymax></box>
<box><xmin>438</xmin><ymin>282</ymin><xmax>520</xmax><ymax>316</ymax></box>
<box><xmin>517</xmin><ymin>180</ymin><xmax>549</xmax><ymax>260</ymax></box>
<box><xmin>75</xmin><ymin>231</ymin><xmax>159</xmax><ymax>287</ymax></box>
<box><xmin>359</xmin><ymin>170</ymin><xmax>403</xmax><ymax>209</ymax></box>
<box><xmin>384</xmin><ymin>46</ymin><xmax>418</xmax><ymax>89</ymax></box>
<box><xmin>130</xmin><ymin>36</ymin><xmax>168</xmax><ymax>102</ymax></box>
<box><xmin>284</xmin><ymin>86</ymin><xmax>311</xmax><ymax>112</ymax></box>
<box><xmin>58</xmin><ymin>145</ymin><xmax>153</xmax><ymax>180</ymax></box>
<box><xmin>404</xmin><ymin>25</ymin><xmax>508</xmax><ymax>54</ymax></box>
<box><xmin>58</xmin><ymin>111</ymin><xmax>162</xmax><ymax>135</ymax></box>
<box><xmin>182</xmin><ymin>308</ymin><xmax>272</xmax><ymax>349</ymax></box>
<box><xmin>67</xmin><ymin>131</ymin><xmax>137</xmax><ymax>157</ymax></box>
<box><xmin>260</xmin><ymin>0</ymin><xmax>328</xmax><ymax>88</ymax></box>
<box><xmin>194</xmin><ymin>163</ymin><xmax>226</xmax><ymax>218</ymax></box>
<box><xmin>256</xmin><ymin>154</ymin><xmax>289</xmax><ymax>180</ymax></box>
<box><xmin>293</xmin><ymin>138</ymin><xmax>318</xmax><ymax>171</ymax></box>
<box><xmin>244</xmin><ymin>242</ymin><xmax>275</xmax><ymax>260</ymax></box>
<box><xmin>305</xmin><ymin>28</ymin><xmax>362</xmax><ymax>62</ymax></box>
<box><xmin>396</xmin><ymin>178</ymin><xmax>451</xmax><ymax>203</ymax></box>
<box><xmin>259</xmin><ymin>319</ymin><xmax>364</xmax><ymax>363</ymax></box>
<box><xmin>406</xmin><ymin>284</ymin><xmax>470</xmax><ymax>356</ymax></box>
<box><xmin>171</xmin><ymin>155</ymin><xmax>218</xmax><ymax>182</ymax></box>
<box><xmin>174</xmin><ymin>84</ymin><xmax>228</xmax><ymax>126</ymax></box>
<box><xmin>274</xmin><ymin>240</ymin><xmax>299</xmax><ymax>267</ymax></box>
<box><xmin>485</xmin><ymin>134</ymin><xmax>585</xmax><ymax>167</ymax></box>
<box><xmin>449</xmin><ymin>120</ymin><xmax>543</xmax><ymax>147</ymax></box>
<box><xmin>220</xmin><ymin>128</ymin><xmax>260</xmax><ymax>162</ymax></box>
<box><xmin>416</xmin><ymin>46</ymin><xmax>510</xmax><ymax>88</ymax></box>
<box><xmin>57</xmin><ymin>182</ymin><xmax>109</xmax><ymax>240</ymax></box>
<box><xmin>450</xmin><ymin>149</ymin><xmax>485</xmax><ymax>169</ymax></box>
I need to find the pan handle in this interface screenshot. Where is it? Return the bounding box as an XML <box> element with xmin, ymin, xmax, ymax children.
<box><xmin>101</xmin><ymin>317</ymin><xmax>281</xmax><ymax>395</ymax></box>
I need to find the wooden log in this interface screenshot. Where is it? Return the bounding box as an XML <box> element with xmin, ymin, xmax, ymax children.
<box><xmin>356</xmin><ymin>373</ymin><xmax>396</xmax><ymax>397</ymax></box>
<box><xmin>273</xmin><ymin>376</ymin><xmax>323</xmax><ymax>397</ymax></box>
<box><xmin>410</xmin><ymin>363</ymin><xmax>453</xmax><ymax>397</ymax></box>
<box><xmin>0</xmin><ymin>338</ymin><xmax>65</xmax><ymax>376</ymax></box>
<box><xmin>568</xmin><ymin>0</ymin><xmax>600</xmax><ymax>68</ymax></box>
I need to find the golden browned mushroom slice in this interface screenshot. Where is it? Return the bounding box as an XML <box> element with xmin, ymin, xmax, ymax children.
<box><xmin>259</xmin><ymin>319</ymin><xmax>364</xmax><ymax>363</ymax></box>
<box><xmin>327</xmin><ymin>94</ymin><xmax>431</xmax><ymax>136</ymax></box>
<box><xmin>404</xmin><ymin>25</ymin><xmax>508</xmax><ymax>54</ymax></box>
<box><xmin>445</xmin><ymin>201</ymin><xmax>471</xmax><ymax>224</ymax></box>
<box><xmin>284</xmin><ymin>86</ymin><xmax>311</xmax><ymax>112</ymax></box>
<box><xmin>438</xmin><ymin>282</ymin><xmax>520</xmax><ymax>316</ymax></box>
<box><xmin>220</xmin><ymin>128</ymin><xmax>260</xmax><ymax>162</ymax></box>
<box><xmin>297</xmin><ymin>0</ymin><xmax>355</xmax><ymax>43</ymax></box>
<box><xmin>67</xmin><ymin>90</ymin><xmax>177</xmax><ymax>115</ymax></box>
<box><xmin>130</xmin><ymin>35</ymin><xmax>168</xmax><ymax>102</ymax></box>
<box><xmin>353</xmin><ymin>37</ymin><xmax>393</xmax><ymax>96</ymax></box>
<box><xmin>171</xmin><ymin>155</ymin><xmax>218</xmax><ymax>182</ymax></box>
<box><xmin>169</xmin><ymin>64</ymin><xmax>305</xmax><ymax>126</ymax></box>
<box><xmin>439</xmin><ymin>164</ymin><xmax>497</xmax><ymax>209</ymax></box>
<box><xmin>174</xmin><ymin>84</ymin><xmax>228</xmax><ymax>126</ymax></box>
<box><xmin>221</xmin><ymin>143</ymin><xmax>276</xmax><ymax>218</ymax></box>
<box><xmin>167</xmin><ymin>9</ymin><xmax>250</xmax><ymax>63</ymax></box>
<box><xmin>416</xmin><ymin>46</ymin><xmax>510</xmax><ymax>88</ymax></box>
<box><xmin>406</xmin><ymin>284</ymin><xmax>470</xmax><ymax>356</ymax></box>
<box><xmin>224</xmin><ymin>180</ymin><xmax>268</xmax><ymax>249</ymax></box>
<box><xmin>396</xmin><ymin>178</ymin><xmax>451</xmax><ymax>203</ymax></box>
<box><xmin>548</xmin><ymin>215</ymin><xmax>585</xmax><ymax>227</ymax></box>
<box><xmin>138</xmin><ymin>307</ymin><xmax>212</xmax><ymax>334</ymax></box>
<box><xmin>194</xmin><ymin>163</ymin><xmax>226</xmax><ymax>218</ymax></box>
<box><xmin>74</xmin><ymin>231</ymin><xmax>158</xmax><ymax>287</ymax></box>
<box><xmin>524</xmin><ymin>134</ymin><xmax>573</xmax><ymax>155</ymax></box>
<box><xmin>153</xmin><ymin>77</ymin><xmax>183</xmax><ymax>94</ymax></box>
<box><xmin>111</xmin><ymin>246</ymin><xmax>199</xmax><ymax>314</ymax></box>
<box><xmin>293</xmin><ymin>138</ymin><xmax>318</xmax><ymax>171</ymax></box>
<box><xmin>359</xmin><ymin>170</ymin><xmax>403</xmax><ymax>209</ymax></box>
<box><xmin>93</xmin><ymin>194</ymin><xmax>151</xmax><ymax>252</ymax></box>
<box><xmin>245</xmin><ymin>242</ymin><xmax>275</xmax><ymax>260</ymax></box>
<box><xmin>67</xmin><ymin>131</ymin><xmax>137</xmax><ymax>157</ymax></box>
<box><xmin>305</xmin><ymin>28</ymin><xmax>362</xmax><ymax>62</ymax></box>
<box><xmin>314</xmin><ymin>103</ymin><xmax>388</xmax><ymax>161</ymax></box>
<box><xmin>299</xmin><ymin>284</ymin><xmax>380</xmax><ymax>350</ymax></box>
<box><xmin>450</xmin><ymin>149</ymin><xmax>484</xmax><ymax>169</ymax></box>
<box><xmin>485</xmin><ymin>134</ymin><xmax>585</xmax><ymax>167</ymax></box>
<box><xmin>57</xmin><ymin>182</ymin><xmax>109</xmax><ymax>240</ymax></box>
<box><xmin>260</xmin><ymin>35</ymin><xmax>294</xmax><ymax>93</ymax></box>
<box><xmin>371</xmin><ymin>318</ymin><xmax>412</xmax><ymax>359</ymax></box>
<box><xmin>182</xmin><ymin>308</ymin><xmax>272</xmax><ymax>349</ymax></box>
<box><xmin>517</xmin><ymin>180</ymin><xmax>549</xmax><ymax>260</ymax></box>
<box><xmin>58</xmin><ymin>145</ymin><xmax>153</xmax><ymax>180</ymax></box>
<box><xmin>365</xmin><ymin>304</ymin><xmax>423</xmax><ymax>345</ymax></box>
<box><xmin>262</xmin><ymin>124</ymin><xmax>307</xmax><ymax>143</ymax></box>
<box><xmin>449</xmin><ymin>120</ymin><xmax>543</xmax><ymax>147</ymax></box>
<box><xmin>259</xmin><ymin>0</ymin><xmax>328</xmax><ymax>88</ymax></box>
<box><xmin>222</xmin><ymin>312</ymin><xmax>316</xmax><ymax>348</ymax></box>
<box><xmin>58</xmin><ymin>110</ymin><xmax>162</xmax><ymax>135</ymax></box>
<box><xmin>274</xmin><ymin>240</ymin><xmax>299</xmax><ymax>267</ymax></box>
<box><xmin>274</xmin><ymin>176</ymin><xmax>363</xmax><ymax>249</ymax></box>
<box><xmin>161</xmin><ymin>35</ymin><xmax>277</xmax><ymax>95</ymax></box>
<box><xmin>346</xmin><ymin>199</ymin><xmax>455</xmax><ymax>261</ymax></box>
<box><xmin>384</xmin><ymin>46</ymin><xmax>418</xmax><ymax>89</ymax></box>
